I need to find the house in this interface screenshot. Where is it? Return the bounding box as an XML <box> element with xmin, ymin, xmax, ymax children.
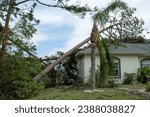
<box><xmin>76</xmin><ymin>42</ymin><xmax>150</xmax><ymax>83</ymax></box>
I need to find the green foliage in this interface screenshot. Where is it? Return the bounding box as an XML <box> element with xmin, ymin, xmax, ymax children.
<box><xmin>92</xmin><ymin>0</ymin><xmax>145</xmax><ymax>41</ymax></box>
<box><xmin>13</xmin><ymin>0</ymin><xmax>91</xmax><ymax>18</ymax></box>
<box><xmin>95</xmin><ymin>65</ymin><xmax>112</xmax><ymax>87</ymax></box>
<box><xmin>107</xmin><ymin>79</ymin><xmax>118</xmax><ymax>88</ymax></box>
<box><xmin>0</xmin><ymin>53</ymin><xmax>44</xmax><ymax>99</ymax></box>
<box><xmin>146</xmin><ymin>81</ymin><xmax>150</xmax><ymax>92</ymax></box>
<box><xmin>92</xmin><ymin>0</ymin><xmax>128</xmax><ymax>26</ymax></box>
<box><xmin>137</xmin><ymin>67</ymin><xmax>150</xmax><ymax>84</ymax></box>
<box><xmin>40</xmin><ymin>51</ymin><xmax>81</xmax><ymax>88</ymax></box>
<box><xmin>0</xmin><ymin>2</ymin><xmax>43</xmax><ymax>99</ymax></box>
<box><xmin>95</xmin><ymin>67</ymin><xmax>118</xmax><ymax>88</ymax></box>
<box><xmin>123</xmin><ymin>73</ymin><xmax>136</xmax><ymax>84</ymax></box>
<box><xmin>95</xmin><ymin>35</ymin><xmax>114</xmax><ymax>86</ymax></box>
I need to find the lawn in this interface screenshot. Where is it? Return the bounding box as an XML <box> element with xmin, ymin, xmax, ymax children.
<box><xmin>31</xmin><ymin>86</ymin><xmax>145</xmax><ymax>100</ymax></box>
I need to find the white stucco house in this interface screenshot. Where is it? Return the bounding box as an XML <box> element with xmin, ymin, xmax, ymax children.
<box><xmin>76</xmin><ymin>42</ymin><xmax>150</xmax><ymax>83</ymax></box>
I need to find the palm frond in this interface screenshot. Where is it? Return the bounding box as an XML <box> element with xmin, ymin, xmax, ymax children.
<box><xmin>95</xmin><ymin>32</ymin><xmax>108</xmax><ymax>84</ymax></box>
<box><xmin>92</xmin><ymin>0</ymin><xmax>128</xmax><ymax>26</ymax></box>
<box><xmin>101</xmin><ymin>38</ymin><xmax>114</xmax><ymax>73</ymax></box>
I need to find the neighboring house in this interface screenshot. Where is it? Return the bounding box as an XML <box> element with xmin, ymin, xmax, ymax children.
<box><xmin>76</xmin><ymin>42</ymin><xmax>150</xmax><ymax>83</ymax></box>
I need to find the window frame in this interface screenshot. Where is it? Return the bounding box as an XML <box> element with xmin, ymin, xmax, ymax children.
<box><xmin>110</xmin><ymin>57</ymin><xmax>121</xmax><ymax>78</ymax></box>
<box><xmin>141</xmin><ymin>58</ymin><xmax>150</xmax><ymax>68</ymax></box>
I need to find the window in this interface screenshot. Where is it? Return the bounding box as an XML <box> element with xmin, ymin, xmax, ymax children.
<box><xmin>141</xmin><ymin>58</ymin><xmax>150</xmax><ymax>68</ymax></box>
<box><xmin>110</xmin><ymin>57</ymin><xmax>121</xmax><ymax>78</ymax></box>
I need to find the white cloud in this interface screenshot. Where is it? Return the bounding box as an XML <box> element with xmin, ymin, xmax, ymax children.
<box><xmin>32</xmin><ymin>30</ymin><xmax>49</xmax><ymax>44</ymax></box>
<box><xmin>34</xmin><ymin>8</ymin><xmax>65</xmax><ymax>26</ymax></box>
<box><xmin>44</xmin><ymin>14</ymin><xmax>92</xmax><ymax>56</ymax></box>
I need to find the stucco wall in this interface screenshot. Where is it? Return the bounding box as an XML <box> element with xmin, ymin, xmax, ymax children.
<box><xmin>83</xmin><ymin>55</ymin><xmax>100</xmax><ymax>82</ymax></box>
<box><xmin>77</xmin><ymin>54</ymin><xmax>144</xmax><ymax>82</ymax></box>
<box><xmin>116</xmin><ymin>55</ymin><xmax>139</xmax><ymax>79</ymax></box>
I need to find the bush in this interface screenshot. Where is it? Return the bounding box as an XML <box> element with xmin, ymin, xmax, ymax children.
<box><xmin>137</xmin><ymin>67</ymin><xmax>150</xmax><ymax>84</ymax></box>
<box><xmin>123</xmin><ymin>73</ymin><xmax>135</xmax><ymax>84</ymax></box>
<box><xmin>107</xmin><ymin>79</ymin><xmax>118</xmax><ymax>88</ymax></box>
<box><xmin>0</xmin><ymin>54</ymin><xmax>44</xmax><ymax>99</ymax></box>
<box><xmin>95</xmin><ymin>66</ymin><xmax>109</xmax><ymax>87</ymax></box>
<box><xmin>146</xmin><ymin>81</ymin><xmax>150</xmax><ymax>92</ymax></box>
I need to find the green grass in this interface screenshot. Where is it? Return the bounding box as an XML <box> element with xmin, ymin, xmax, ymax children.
<box><xmin>31</xmin><ymin>86</ymin><xmax>145</xmax><ymax>100</ymax></box>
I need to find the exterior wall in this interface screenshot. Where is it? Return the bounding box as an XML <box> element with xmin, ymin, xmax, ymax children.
<box><xmin>115</xmin><ymin>55</ymin><xmax>139</xmax><ymax>82</ymax></box>
<box><xmin>83</xmin><ymin>55</ymin><xmax>100</xmax><ymax>82</ymax></box>
<box><xmin>76</xmin><ymin>57</ymin><xmax>85</xmax><ymax>78</ymax></box>
<box><xmin>77</xmin><ymin>54</ymin><xmax>144</xmax><ymax>83</ymax></box>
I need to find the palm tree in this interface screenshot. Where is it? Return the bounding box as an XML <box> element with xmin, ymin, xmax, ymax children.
<box><xmin>90</xmin><ymin>0</ymin><xmax>128</xmax><ymax>89</ymax></box>
<box><xmin>32</xmin><ymin>0</ymin><xmax>129</xmax><ymax>83</ymax></box>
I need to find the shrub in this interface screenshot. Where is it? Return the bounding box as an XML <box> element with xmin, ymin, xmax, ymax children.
<box><xmin>123</xmin><ymin>73</ymin><xmax>135</xmax><ymax>84</ymax></box>
<box><xmin>95</xmin><ymin>66</ymin><xmax>109</xmax><ymax>87</ymax></box>
<box><xmin>107</xmin><ymin>79</ymin><xmax>118</xmax><ymax>88</ymax></box>
<box><xmin>146</xmin><ymin>81</ymin><xmax>150</xmax><ymax>92</ymax></box>
<box><xmin>0</xmin><ymin>54</ymin><xmax>44</xmax><ymax>99</ymax></box>
<box><xmin>137</xmin><ymin>67</ymin><xmax>150</xmax><ymax>84</ymax></box>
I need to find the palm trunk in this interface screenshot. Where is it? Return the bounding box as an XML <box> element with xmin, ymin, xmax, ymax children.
<box><xmin>91</xmin><ymin>42</ymin><xmax>96</xmax><ymax>89</ymax></box>
<box><xmin>90</xmin><ymin>22</ymin><xmax>98</xmax><ymax>89</ymax></box>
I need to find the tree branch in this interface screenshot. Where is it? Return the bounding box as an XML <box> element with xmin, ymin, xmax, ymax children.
<box><xmin>15</xmin><ymin>0</ymin><xmax>35</xmax><ymax>6</ymax></box>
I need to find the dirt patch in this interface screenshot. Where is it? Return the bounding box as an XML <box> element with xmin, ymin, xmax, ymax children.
<box><xmin>84</xmin><ymin>89</ymin><xmax>104</xmax><ymax>93</ymax></box>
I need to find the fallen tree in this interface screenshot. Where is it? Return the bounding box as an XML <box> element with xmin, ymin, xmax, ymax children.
<box><xmin>33</xmin><ymin>24</ymin><xmax>117</xmax><ymax>81</ymax></box>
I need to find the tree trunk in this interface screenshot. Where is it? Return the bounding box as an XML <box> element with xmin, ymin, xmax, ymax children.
<box><xmin>33</xmin><ymin>37</ymin><xmax>91</xmax><ymax>81</ymax></box>
<box><xmin>91</xmin><ymin>42</ymin><xmax>96</xmax><ymax>89</ymax></box>
<box><xmin>90</xmin><ymin>22</ymin><xmax>98</xmax><ymax>89</ymax></box>
<box><xmin>1</xmin><ymin>0</ymin><xmax>14</xmax><ymax>61</ymax></box>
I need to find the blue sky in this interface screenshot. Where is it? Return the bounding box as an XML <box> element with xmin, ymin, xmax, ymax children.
<box><xmin>30</xmin><ymin>0</ymin><xmax>150</xmax><ymax>57</ymax></box>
